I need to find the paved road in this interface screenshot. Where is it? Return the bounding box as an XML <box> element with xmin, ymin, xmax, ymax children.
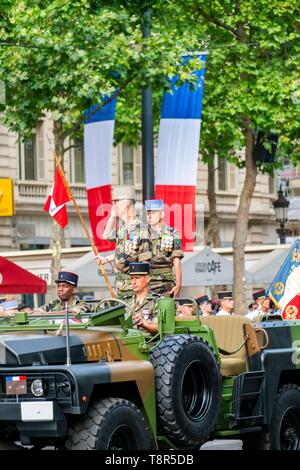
<box><xmin>200</xmin><ymin>439</ymin><xmax>243</xmax><ymax>450</ymax></box>
<box><xmin>4</xmin><ymin>439</ymin><xmax>243</xmax><ymax>451</ymax></box>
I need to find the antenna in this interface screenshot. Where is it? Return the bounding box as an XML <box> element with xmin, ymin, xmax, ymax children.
<box><xmin>65</xmin><ymin>301</ymin><xmax>71</xmax><ymax>366</ymax></box>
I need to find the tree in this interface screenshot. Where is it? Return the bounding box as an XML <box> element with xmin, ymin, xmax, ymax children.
<box><xmin>179</xmin><ymin>0</ymin><xmax>300</xmax><ymax>313</ymax></box>
<box><xmin>0</xmin><ymin>0</ymin><xmax>201</xmax><ymax>285</ymax></box>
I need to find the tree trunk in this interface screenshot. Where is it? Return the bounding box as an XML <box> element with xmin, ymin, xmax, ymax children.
<box><xmin>50</xmin><ymin>120</ymin><xmax>66</xmax><ymax>291</ymax></box>
<box><xmin>207</xmin><ymin>157</ymin><xmax>221</xmax><ymax>248</ymax></box>
<box><xmin>233</xmin><ymin>115</ymin><xmax>257</xmax><ymax>315</ymax></box>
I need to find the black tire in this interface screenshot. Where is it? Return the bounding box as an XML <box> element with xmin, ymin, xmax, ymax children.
<box><xmin>150</xmin><ymin>334</ymin><xmax>222</xmax><ymax>447</ymax></box>
<box><xmin>243</xmin><ymin>385</ymin><xmax>300</xmax><ymax>450</ymax></box>
<box><xmin>65</xmin><ymin>397</ymin><xmax>151</xmax><ymax>450</ymax></box>
<box><xmin>268</xmin><ymin>384</ymin><xmax>300</xmax><ymax>450</ymax></box>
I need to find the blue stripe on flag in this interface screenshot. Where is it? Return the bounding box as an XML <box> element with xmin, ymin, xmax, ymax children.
<box><xmin>84</xmin><ymin>96</ymin><xmax>117</xmax><ymax>124</ymax></box>
<box><xmin>267</xmin><ymin>239</ymin><xmax>300</xmax><ymax>307</ymax></box>
<box><xmin>161</xmin><ymin>54</ymin><xmax>207</xmax><ymax>120</ymax></box>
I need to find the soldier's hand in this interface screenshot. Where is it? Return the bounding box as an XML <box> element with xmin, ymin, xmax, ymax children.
<box><xmin>135</xmin><ymin>317</ymin><xmax>144</xmax><ymax>328</ymax></box>
<box><xmin>95</xmin><ymin>255</ymin><xmax>108</xmax><ymax>265</ymax></box>
<box><xmin>171</xmin><ymin>284</ymin><xmax>181</xmax><ymax>298</ymax></box>
<box><xmin>132</xmin><ymin>313</ymin><xmax>142</xmax><ymax>325</ymax></box>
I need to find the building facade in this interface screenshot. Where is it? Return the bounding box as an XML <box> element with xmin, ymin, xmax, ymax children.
<box><xmin>0</xmin><ymin>118</ymin><xmax>280</xmax><ymax>253</ymax></box>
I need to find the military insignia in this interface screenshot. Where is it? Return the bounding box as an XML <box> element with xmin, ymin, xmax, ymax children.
<box><xmin>142</xmin><ymin>308</ymin><xmax>150</xmax><ymax>320</ymax></box>
<box><xmin>274</xmin><ymin>282</ymin><xmax>284</xmax><ymax>296</ymax></box>
<box><xmin>174</xmin><ymin>239</ymin><xmax>181</xmax><ymax>249</ymax></box>
<box><xmin>284</xmin><ymin>305</ymin><xmax>299</xmax><ymax>319</ymax></box>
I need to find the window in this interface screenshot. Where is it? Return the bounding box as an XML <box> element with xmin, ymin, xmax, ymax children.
<box><xmin>120</xmin><ymin>144</ymin><xmax>134</xmax><ymax>186</ymax></box>
<box><xmin>269</xmin><ymin>176</ymin><xmax>275</xmax><ymax>194</ymax></box>
<box><xmin>118</xmin><ymin>144</ymin><xmax>142</xmax><ymax>187</ymax></box>
<box><xmin>19</xmin><ymin>123</ymin><xmax>45</xmax><ymax>180</ymax></box>
<box><xmin>24</xmin><ymin>138</ymin><xmax>36</xmax><ymax>180</ymax></box>
<box><xmin>0</xmin><ymin>81</ymin><xmax>5</xmax><ymax>104</ymax></box>
<box><xmin>70</xmin><ymin>139</ymin><xmax>85</xmax><ymax>183</ymax></box>
<box><xmin>217</xmin><ymin>157</ymin><xmax>236</xmax><ymax>191</ymax></box>
<box><xmin>217</xmin><ymin>157</ymin><xmax>226</xmax><ymax>191</ymax></box>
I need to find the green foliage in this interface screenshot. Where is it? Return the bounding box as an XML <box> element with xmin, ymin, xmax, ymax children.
<box><xmin>0</xmin><ymin>0</ymin><xmax>300</xmax><ymax>172</ymax></box>
<box><xmin>0</xmin><ymin>0</ymin><xmax>200</xmax><ymax>145</ymax></box>
<box><xmin>181</xmin><ymin>0</ymin><xmax>300</xmax><ymax>173</ymax></box>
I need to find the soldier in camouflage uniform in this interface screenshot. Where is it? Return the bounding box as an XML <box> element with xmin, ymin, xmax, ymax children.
<box><xmin>34</xmin><ymin>271</ymin><xmax>90</xmax><ymax>315</ymax></box>
<box><xmin>126</xmin><ymin>262</ymin><xmax>158</xmax><ymax>335</ymax></box>
<box><xmin>96</xmin><ymin>187</ymin><xmax>152</xmax><ymax>299</ymax></box>
<box><xmin>146</xmin><ymin>199</ymin><xmax>184</xmax><ymax>297</ymax></box>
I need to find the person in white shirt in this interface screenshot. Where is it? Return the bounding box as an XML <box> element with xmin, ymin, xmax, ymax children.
<box><xmin>196</xmin><ymin>295</ymin><xmax>212</xmax><ymax>316</ymax></box>
<box><xmin>216</xmin><ymin>291</ymin><xmax>234</xmax><ymax>316</ymax></box>
<box><xmin>246</xmin><ymin>290</ymin><xmax>270</xmax><ymax>320</ymax></box>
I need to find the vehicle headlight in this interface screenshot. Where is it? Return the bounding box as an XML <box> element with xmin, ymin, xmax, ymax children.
<box><xmin>30</xmin><ymin>379</ymin><xmax>44</xmax><ymax>397</ymax></box>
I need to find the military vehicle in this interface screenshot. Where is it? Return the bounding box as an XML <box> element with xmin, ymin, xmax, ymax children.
<box><xmin>0</xmin><ymin>298</ymin><xmax>299</xmax><ymax>450</ymax></box>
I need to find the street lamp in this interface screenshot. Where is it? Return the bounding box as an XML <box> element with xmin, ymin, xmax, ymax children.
<box><xmin>272</xmin><ymin>188</ymin><xmax>290</xmax><ymax>244</ymax></box>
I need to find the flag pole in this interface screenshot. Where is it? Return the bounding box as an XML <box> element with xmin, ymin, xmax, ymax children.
<box><xmin>46</xmin><ymin>134</ymin><xmax>116</xmax><ymax>298</ymax></box>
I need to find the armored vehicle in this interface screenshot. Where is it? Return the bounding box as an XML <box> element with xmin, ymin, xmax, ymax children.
<box><xmin>0</xmin><ymin>298</ymin><xmax>299</xmax><ymax>450</ymax></box>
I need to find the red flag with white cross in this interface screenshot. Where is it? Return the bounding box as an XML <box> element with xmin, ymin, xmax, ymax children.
<box><xmin>43</xmin><ymin>165</ymin><xmax>71</xmax><ymax>228</ymax></box>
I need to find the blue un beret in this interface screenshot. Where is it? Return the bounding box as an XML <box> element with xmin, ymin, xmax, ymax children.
<box><xmin>55</xmin><ymin>271</ymin><xmax>78</xmax><ymax>287</ymax></box>
<box><xmin>145</xmin><ymin>199</ymin><xmax>164</xmax><ymax>211</ymax></box>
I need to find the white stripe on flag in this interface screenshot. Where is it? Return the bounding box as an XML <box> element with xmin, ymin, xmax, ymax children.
<box><xmin>156</xmin><ymin>119</ymin><xmax>201</xmax><ymax>186</ymax></box>
<box><xmin>84</xmin><ymin>120</ymin><xmax>115</xmax><ymax>190</ymax></box>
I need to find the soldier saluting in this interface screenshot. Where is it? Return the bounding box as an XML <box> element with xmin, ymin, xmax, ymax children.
<box><xmin>145</xmin><ymin>199</ymin><xmax>183</xmax><ymax>297</ymax></box>
<box><xmin>34</xmin><ymin>271</ymin><xmax>90</xmax><ymax>315</ymax></box>
<box><xmin>96</xmin><ymin>187</ymin><xmax>152</xmax><ymax>299</ymax></box>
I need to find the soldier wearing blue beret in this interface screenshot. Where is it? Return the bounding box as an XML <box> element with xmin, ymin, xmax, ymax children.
<box><xmin>35</xmin><ymin>271</ymin><xmax>90</xmax><ymax>315</ymax></box>
<box><xmin>145</xmin><ymin>199</ymin><xmax>184</xmax><ymax>297</ymax></box>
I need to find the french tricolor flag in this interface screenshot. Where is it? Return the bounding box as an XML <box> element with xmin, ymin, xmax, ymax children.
<box><xmin>155</xmin><ymin>54</ymin><xmax>207</xmax><ymax>251</ymax></box>
<box><xmin>84</xmin><ymin>98</ymin><xmax>117</xmax><ymax>252</ymax></box>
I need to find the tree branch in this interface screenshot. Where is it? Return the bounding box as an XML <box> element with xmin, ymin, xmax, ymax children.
<box><xmin>63</xmin><ymin>143</ymin><xmax>79</xmax><ymax>153</ymax></box>
<box><xmin>196</xmin><ymin>7</ymin><xmax>237</xmax><ymax>37</ymax></box>
<box><xmin>61</xmin><ymin>73</ymin><xmax>136</xmax><ymax>140</ymax></box>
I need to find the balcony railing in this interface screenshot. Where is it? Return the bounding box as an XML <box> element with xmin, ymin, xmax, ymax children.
<box><xmin>15</xmin><ymin>181</ymin><xmax>88</xmax><ymax>206</ymax></box>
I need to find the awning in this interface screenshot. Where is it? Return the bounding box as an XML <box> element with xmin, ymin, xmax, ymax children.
<box><xmin>65</xmin><ymin>246</ymin><xmax>253</xmax><ymax>288</ymax></box>
<box><xmin>64</xmin><ymin>251</ymin><xmax>114</xmax><ymax>288</ymax></box>
<box><xmin>247</xmin><ymin>247</ymin><xmax>290</xmax><ymax>285</ymax></box>
<box><xmin>0</xmin><ymin>256</ymin><xmax>47</xmax><ymax>294</ymax></box>
<box><xmin>181</xmin><ymin>247</ymin><xmax>253</xmax><ymax>286</ymax></box>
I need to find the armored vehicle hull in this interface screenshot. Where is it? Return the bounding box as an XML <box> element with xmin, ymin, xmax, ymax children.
<box><xmin>0</xmin><ymin>300</ymin><xmax>299</xmax><ymax>450</ymax></box>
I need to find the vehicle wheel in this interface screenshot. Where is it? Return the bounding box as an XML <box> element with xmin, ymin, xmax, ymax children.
<box><xmin>150</xmin><ymin>334</ymin><xmax>222</xmax><ymax>448</ymax></box>
<box><xmin>269</xmin><ymin>384</ymin><xmax>300</xmax><ymax>450</ymax></box>
<box><xmin>65</xmin><ymin>397</ymin><xmax>151</xmax><ymax>450</ymax></box>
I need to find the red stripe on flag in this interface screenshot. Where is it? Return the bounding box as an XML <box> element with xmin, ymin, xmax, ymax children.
<box><xmin>43</xmin><ymin>194</ymin><xmax>51</xmax><ymax>212</ymax></box>
<box><xmin>53</xmin><ymin>205</ymin><xmax>68</xmax><ymax>229</ymax></box>
<box><xmin>282</xmin><ymin>294</ymin><xmax>300</xmax><ymax>319</ymax></box>
<box><xmin>87</xmin><ymin>184</ymin><xmax>116</xmax><ymax>252</ymax></box>
<box><xmin>53</xmin><ymin>166</ymin><xmax>70</xmax><ymax>206</ymax></box>
<box><xmin>155</xmin><ymin>184</ymin><xmax>196</xmax><ymax>252</ymax></box>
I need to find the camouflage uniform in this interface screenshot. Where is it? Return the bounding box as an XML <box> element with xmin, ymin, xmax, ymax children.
<box><xmin>149</xmin><ymin>223</ymin><xmax>184</xmax><ymax>296</ymax></box>
<box><xmin>107</xmin><ymin>219</ymin><xmax>152</xmax><ymax>299</ymax></box>
<box><xmin>126</xmin><ymin>294</ymin><xmax>158</xmax><ymax>332</ymax></box>
<box><xmin>39</xmin><ymin>297</ymin><xmax>90</xmax><ymax>316</ymax></box>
